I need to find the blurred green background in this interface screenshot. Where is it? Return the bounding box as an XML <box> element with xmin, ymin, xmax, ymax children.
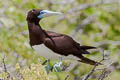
<box><xmin>0</xmin><ymin>0</ymin><xmax>120</xmax><ymax>80</ymax></box>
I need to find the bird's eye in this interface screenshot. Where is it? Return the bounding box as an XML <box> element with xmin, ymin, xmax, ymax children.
<box><xmin>40</xmin><ymin>11</ymin><xmax>44</xmax><ymax>14</ymax></box>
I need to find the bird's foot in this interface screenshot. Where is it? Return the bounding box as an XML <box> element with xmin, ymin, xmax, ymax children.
<box><xmin>52</xmin><ymin>57</ymin><xmax>63</xmax><ymax>72</ymax></box>
<box><xmin>44</xmin><ymin>59</ymin><xmax>52</xmax><ymax>73</ymax></box>
<box><xmin>43</xmin><ymin>57</ymin><xmax>64</xmax><ymax>73</ymax></box>
<box><xmin>53</xmin><ymin>61</ymin><xmax>63</xmax><ymax>72</ymax></box>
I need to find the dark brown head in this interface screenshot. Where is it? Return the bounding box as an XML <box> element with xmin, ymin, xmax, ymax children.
<box><xmin>26</xmin><ymin>9</ymin><xmax>62</xmax><ymax>23</ymax></box>
<box><xmin>26</xmin><ymin>9</ymin><xmax>42</xmax><ymax>23</ymax></box>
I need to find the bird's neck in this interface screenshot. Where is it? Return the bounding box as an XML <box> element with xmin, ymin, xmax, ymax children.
<box><xmin>27</xmin><ymin>21</ymin><xmax>46</xmax><ymax>46</ymax></box>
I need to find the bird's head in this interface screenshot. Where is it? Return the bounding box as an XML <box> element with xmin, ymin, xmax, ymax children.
<box><xmin>26</xmin><ymin>9</ymin><xmax>62</xmax><ymax>23</ymax></box>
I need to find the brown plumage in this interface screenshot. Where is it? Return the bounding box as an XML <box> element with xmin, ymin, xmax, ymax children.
<box><xmin>26</xmin><ymin>9</ymin><xmax>100</xmax><ymax>65</ymax></box>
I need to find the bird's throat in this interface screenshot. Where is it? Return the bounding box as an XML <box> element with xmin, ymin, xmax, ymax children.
<box><xmin>27</xmin><ymin>21</ymin><xmax>46</xmax><ymax>46</ymax></box>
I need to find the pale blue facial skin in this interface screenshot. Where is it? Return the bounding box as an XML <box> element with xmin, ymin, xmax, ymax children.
<box><xmin>37</xmin><ymin>11</ymin><xmax>46</xmax><ymax>19</ymax></box>
<box><xmin>37</xmin><ymin>10</ymin><xmax>62</xmax><ymax>19</ymax></box>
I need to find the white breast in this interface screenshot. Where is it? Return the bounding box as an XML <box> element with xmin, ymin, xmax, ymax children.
<box><xmin>32</xmin><ymin>44</ymin><xmax>80</xmax><ymax>60</ymax></box>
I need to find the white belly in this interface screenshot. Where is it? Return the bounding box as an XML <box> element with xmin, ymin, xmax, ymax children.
<box><xmin>32</xmin><ymin>44</ymin><xmax>80</xmax><ymax>60</ymax></box>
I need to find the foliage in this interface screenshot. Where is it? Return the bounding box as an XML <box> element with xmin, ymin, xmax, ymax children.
<box><xmin>0</xmin><ymin>0</ymin><xmax>120</xmax><ymax>80</ymax></box>
<box><xmin>0</xmin><ymin>63</ymin><xmax>49</xmax><ymax>80</ymax></box>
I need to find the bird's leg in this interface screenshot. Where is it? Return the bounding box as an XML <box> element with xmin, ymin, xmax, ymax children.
<box><xmin>53</xmin><ymin>57</ymin><xmax>63</xmax><ymax>72</ymax></box>
<box><xmin>44</xmin><ymin>59</ymin><xmax>52</xmax><ymax>73</ymax></box>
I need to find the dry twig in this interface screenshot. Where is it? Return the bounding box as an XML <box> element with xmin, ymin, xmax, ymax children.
<box><xmin>2</xmin><ymin>57</ymin><xmax>7</xmax><ymax>73</ymax></box>
<box><xmin>64</xmin><ymin>75</ymin><xmax>69</xmax><ymax>80</ymax></box>
<box><xmin>81</xmin><ymin>49</ymin><xmax>110</xmax><ymax>80</ymax></box>
<box><xmin>98</xmin><ymin>68</ymin><xmax>111</xmax><ymax>80</ymax></box>
<box><xmin>2</xmin><ymin>56</ymin><xmax>10</xmax><ymax>80</ymax></box>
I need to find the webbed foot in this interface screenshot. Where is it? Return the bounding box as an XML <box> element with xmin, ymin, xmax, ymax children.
<box><xmin>52</xmin><ymin>57</ymin><xmax>63</xmax><ymax>72</ymax></box>
<box><xmin>44</xmin><ymin>59</ymin><xmax>52</xmax><ymax>73</ymax></box>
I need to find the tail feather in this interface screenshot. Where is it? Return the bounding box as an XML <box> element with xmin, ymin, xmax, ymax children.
<box><xmin>77</xmin><ymin>45</ymin><xmax>96</xmax><ymax>54</ymax></box>
<box><xmin>80</xmin><ymin>46</ymin><xmax>96</xmax><ymax>50</ymax></box>
<box><xmin>75</xmin><ymin>44</ymin><xmax>100</xmax><ymax>65</ymax></box>
<box><xmin>78</xmin><ymin>55</ymin><xmax>101</xmax><ymax>65</ymax></box>
<box><xmin>80</xmin><ymin>50</ymin><xmax>90</xmax><ymax>54</ymax></box>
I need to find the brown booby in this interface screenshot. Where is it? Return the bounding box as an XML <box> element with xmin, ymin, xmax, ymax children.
<box><xmin>26</xmin><ymin>9</ymin><xmax>100</xmax><ymax>71</ymax></box>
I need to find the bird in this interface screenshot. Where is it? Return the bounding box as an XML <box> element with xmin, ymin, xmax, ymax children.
<box><xmin>26</xmin><ymin>9</ymin><xmax>100</xmax><ymax>71</ymax></box>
